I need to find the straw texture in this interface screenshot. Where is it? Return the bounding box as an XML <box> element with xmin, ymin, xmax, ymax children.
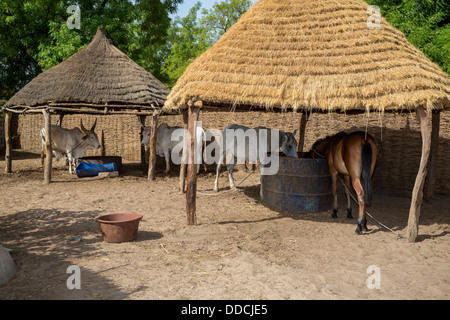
<box><xmin>5</xmin><ymin>27</ymin><xmax>169</xmax><ymax>110</ymax></box>
<box><xmin>164</xmin><ymin>0</ymin><xmax>450</xmax><ymax>113</ymax></box>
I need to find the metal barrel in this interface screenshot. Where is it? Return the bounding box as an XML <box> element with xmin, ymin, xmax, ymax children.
<box><xmin>262</xmin><ymin>153</ymin><xmax>332</xmax><ymax>213</ymax></box>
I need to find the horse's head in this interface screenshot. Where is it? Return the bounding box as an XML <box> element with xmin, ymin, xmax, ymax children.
<box><xmin>280</xmin><ymin>130</ymin><xmax>298</xmax><ymax>158</ymax></box>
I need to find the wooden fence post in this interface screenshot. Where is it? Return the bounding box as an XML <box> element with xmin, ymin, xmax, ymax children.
<box><xmin>147</xmin><ymin>114</ymin><xmax>158</xmax><ymax>181</ymax></box>
<box><xmin>186</xmin><ymin>101</ymin><xmax>201</xmax><ymax>225</ymax></box>
<box><xmin>297</xmin><ymin>111</ymin><xmax>309</xmax><ymax>153</ymax></box>
<box><xmin>43</xmin><ymin>109</ymin><xmax>52</xmax><ymax>184</ymax></box>
<box><xmin>179</xmin><ymin>109</ymin><xmax>189</xmax><ymax>193</ymax></box>
<box><xmin>4</xmin><ymin>111</ymin><xmax>12</xmax><ymax>174</ymax></box>
<box><xmin>406</xmin><ymin>106</ymin><xmax>431</xmax><ymax>242</ymax></box>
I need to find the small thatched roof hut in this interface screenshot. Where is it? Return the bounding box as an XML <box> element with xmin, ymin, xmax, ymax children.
<box><xmin>3</xmin><ymin>27</ymin><xmax>170</xmax><ymax>182</ymax></box>
<box><xmin>164</xmin><ymin>0</ymin><xmax>449</xmax><ymax>113</ymax></box>
<box><xmin>5</xmin><ymin>27</ymin><xmax>169</xmax><ymax>112</ymax></box>
<box><xmin>163</xmin><ymin>0</ymin><xmax>450</xmax><ymax>242</ymax></box>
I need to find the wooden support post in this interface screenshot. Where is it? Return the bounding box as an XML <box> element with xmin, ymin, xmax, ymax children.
<box><xmin>406</xmin><ymin>106</ymin><xmax>431</xmax><ymax>242</ymax></box>
<box><xmin>139</xmin><ymin>115</ymin><xmax>146</xmax><ymax>169</ymax></box>
<box><xmin>179</xmin><ymin>109</ymin><xmax>189</xmax><ymax>193</ymax></box>
<box><xmin>4</xmin><ymin>111</ymin><xmax>12</xmax><ymax>174</ymax></box>
<box><xmin>100</xmin><ymin>129</ymin><xmax>105</xmax><ymax>156</ymax></box>
<box><xmin>297</xmin><ymin>111</ymin><xmax>309</xmax><ymax>153</ymax></box>
<box><xmin>147</xmin><ymin>114</ymin><xmax>158</xmax><ymax>181</ymax></box>
<box><xmin>424</xmin><ymin>111</ymin><xmax>440</xmax><ymax>201</ymax></box>
<box><xmin>43</xmin><ymin>109</ymin><xmax>52</xmax><ymax>184</ymax></box>
<box><xmin>186</xmin><ymin>101</ymin><xmax>201</xmax><ymax>225</ymax></box>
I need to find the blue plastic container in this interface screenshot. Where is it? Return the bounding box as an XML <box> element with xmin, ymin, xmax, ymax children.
<box><xmin>76</xmin><ymin>162</ymin><xmax>118</xmax><ymax>178</ymax></box>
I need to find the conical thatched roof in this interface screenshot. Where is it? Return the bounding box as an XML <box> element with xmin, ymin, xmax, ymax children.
<box><xmin>164</xmin><ymin>0</ymin><xmax>450</xmax><ymax>113</ymax></box>
<box><xmin>5</xmin><ymin>27</ymin><xmax>169</xmax><ymax>111</ymax></box>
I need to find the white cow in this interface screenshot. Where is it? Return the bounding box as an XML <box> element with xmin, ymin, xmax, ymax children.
<box><xmin>214</xmin><ymin>124</ymin><xmax>298</xmax><ymax>200</ymax></box>
<box><xmin>141</xmin><ymin>123</ymin><xmax>205</xmax><ymax>174</ymax></box>
<box><xmin>40</xmin><ymin>119</ymin><xmax>101</xmax><ymax>174</ymax></box>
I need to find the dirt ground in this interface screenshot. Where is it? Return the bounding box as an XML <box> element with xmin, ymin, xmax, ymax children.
<box><xmin>0</xmin><ymin>150</ymin><xmax>449</xmax><ymax>300</ymax></box>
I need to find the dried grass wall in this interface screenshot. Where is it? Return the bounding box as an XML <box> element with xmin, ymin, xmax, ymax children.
<box><xmin>14</xmin><ymin>111</ymin><xmax>450</xmax><ymax>195</ymax></box>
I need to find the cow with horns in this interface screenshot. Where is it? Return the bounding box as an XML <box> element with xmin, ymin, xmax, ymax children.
<box><xmin>40</xmin><ymin>119</ymin><xmax>101</xmax><ymax>174</ymax></box>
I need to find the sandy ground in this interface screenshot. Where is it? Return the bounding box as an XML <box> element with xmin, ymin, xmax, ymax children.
<box><xmin>0</xmin><ymin>150</ymin><xmax>449</xmax><ymax>300</ymax></box>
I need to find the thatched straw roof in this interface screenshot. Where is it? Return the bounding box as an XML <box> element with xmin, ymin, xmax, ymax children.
<box><xmin>5</xmin><ymin>27</ymin><xmax>170</xmax><ymax>112</ymax></box>
<box><xmin>164</xmin><ymin>0</ymin><xmax>450</xmax><ymax>113</ymax></box>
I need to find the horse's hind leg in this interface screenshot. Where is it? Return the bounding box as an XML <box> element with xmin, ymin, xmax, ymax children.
<box><xmin>344</xmin><ymin>175</ymin><xmax>353</xmax><ymax>219</ymax></box>
<box><xmin>330</xmin><ymin>168</ymin><xmax>339</xmax><ymax>218</ymax></box>
<box><xmin>351</xmin><ymin>177</ymin><xmax>368</xmax><ymax>234</ymax></box>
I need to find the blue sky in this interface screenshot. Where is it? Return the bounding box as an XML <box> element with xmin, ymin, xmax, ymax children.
<box><xmin>171</xmin><ymin>0</ymin><xmax>258</xmax><ymax>18</ymax></box>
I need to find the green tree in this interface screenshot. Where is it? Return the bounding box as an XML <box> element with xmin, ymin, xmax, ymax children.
<box><xmin>162</xmin><ymin>0</ymin><xmax>252</xmax><ymax>87</ymax></box>
<box><xmin>0</xmin><ymin>0</ymin><xmax>182</xmax><ymax>100</ymax></box>
<box><xmin>200</xmin><ymin>0</ymin><xmax>252</xmax><ymax>43</ymax></box>
<box><xmin>161</xmin><ymin>2</ymin><xmax>211</xmax><ymax>87</ymax></box>
<box><xmin>367</xmin><ymin>0</ymin><xmax>450</xmax><ymax>74</ymax></box>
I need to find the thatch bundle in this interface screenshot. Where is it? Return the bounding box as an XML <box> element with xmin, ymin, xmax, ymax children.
<box><xmin>164</xmin><ymin>0</ymin><xmax>450</xmax><ymax>113</ymax></box>
<box><xmin>5</xmin><ymin>27</ymin><xmax>169</xmax><ymax>110</ymax></box>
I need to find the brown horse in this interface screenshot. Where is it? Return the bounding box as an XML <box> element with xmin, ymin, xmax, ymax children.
<box><xmin>309</xmin><ymin>131</ymin><xmax>378</xmax><ymax>234</ymax></box>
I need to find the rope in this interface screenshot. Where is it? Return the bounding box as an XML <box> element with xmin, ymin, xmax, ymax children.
<box><xmin>338</xmin><ymin>176</ymin><xmax>403</xmax><ymax>239</ymax></box>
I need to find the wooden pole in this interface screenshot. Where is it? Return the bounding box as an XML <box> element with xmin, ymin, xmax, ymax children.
<box><xmin>424</xmin><ymin>111</ymin><xmax>440</xmax><ymax>201</ymax></box>
<box><xmin>179</xmin><ymin>109</ymin><xmax>189</xmax><ymax>193</ymax></box>
<box><xmin>186</xmin><ymin>101</ymin><xmax>201</xmax><ymax>225</ymax></box>
<box><xmin>100</xmin><ymin>129</ymin><xmax>105</xmax><ymax>157</ymax></box>
<box><xmin>297</xmin><ymin>111</ymin><xmax>309</xmax><ymax>153</ymax></box>
<box><xmin>43</xmin><ymin>109</ymin><xmax>52</xmax><ymax>184</ymax></box>
<box><xmin>139</xmin><ymin>115</ymin><xmax>146</xmax><ymax>170</ymax></box>
<box><xmin>147</xmin><ymin>114</ymin><xmax>158</xmax><ymax>181</ymax></box>
<box><xmin>406</xmin><ymin>106</ymin><xmax>431</xmax><ymax>242</ymax></box>
<box><xmin>4</xmin><ymin>111</ymin><xmax>12</xmax><ymax>174</ymax></box>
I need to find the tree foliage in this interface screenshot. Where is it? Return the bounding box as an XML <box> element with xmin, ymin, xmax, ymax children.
<box><xmin>161</xmin><ymin>0</ymin><xmax>252</xmax><ymax>87</ymax></box>
<box><xmin>0</xmin><ymin>0</ymin><xmax>182</xmax><ymax>99</ymax></box>
<box><xmin>367</xmin><ymin>0</ymin><xmax>450</xmax><ymax>74</ymax></box>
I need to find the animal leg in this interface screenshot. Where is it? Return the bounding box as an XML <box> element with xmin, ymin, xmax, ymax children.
<box><xmin>351</xmin><ymin>177</ymin><xmax>367</xmax><ymax>234</ymax></box>
<box><xmin>214</xmin><ymin>162</ymin><xmax>222</xmax><ymax>192</ymax></box>
<box><xmin>67</xmin><ymin>153</ymin><xmax>74</xmax><ymax>174</ymax></box>
<box><xmin>227</xmin><ymin>156</ymin><xmax>237</xmax><ymax>191</ymax></box>
<box><xmin>259</xmin><ymin>165</ymin><xmax>264</xmax><ymax>200</ymax></box>
<box><xmin>214</xmin><ymin>150</ymin><xmax>226</xmax><ymax>192</ymax></box>
<box><xmin>330</xmin><ymin>168</ymin><xmax>339</xmax><ymax>218</ymax></box>
<box><xmin>344</xmin><ymin>175</ymin><xmax>353</xmax><ymax>219</ymax></box>
<box><xmin>164</xmin><ymin>150</ymin><xmax>170</xmax><ymax>174</ymax></box>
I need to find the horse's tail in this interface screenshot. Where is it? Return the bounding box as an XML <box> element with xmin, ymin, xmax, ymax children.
<box><xmin>361</xmin><ymin>141</ymin><xmax>373</xmax><ymax>206</ymax></box>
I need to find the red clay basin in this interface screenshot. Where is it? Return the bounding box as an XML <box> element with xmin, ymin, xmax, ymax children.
<box><xmin>97</xmin><ymin>213</ymin><xmax>143</xmax><ymax>243</ymax></box>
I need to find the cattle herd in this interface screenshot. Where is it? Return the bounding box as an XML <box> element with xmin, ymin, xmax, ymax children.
<box><xmin>41</xmin><ymin>120</ymin><xmax>299</xmax><ymax>200</ymax></box>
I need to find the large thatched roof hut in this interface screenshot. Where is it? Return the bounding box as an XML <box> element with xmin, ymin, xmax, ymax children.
<box><xmin>163</xmin><ymin>0</ymin><xmax>450</xmax><ymax>242</ymax></box>
<box><xmin>3</xmin><ymin>27</ymin><xmax>170</xmax><ymax>182</ymax></box>
<box><xmin>164</xmin><ymin>0</ymin><xmax>449</xmax><ymax>113</ymax></box>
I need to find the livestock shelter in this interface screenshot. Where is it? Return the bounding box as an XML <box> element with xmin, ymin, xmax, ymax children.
<box><xmin>163</xmin><ymin>0</ymin><xmax>450</xmax><ymax>242</ymax></box>
<box><xmin>3</xmin><ymin>27</ymin><xmax>170</xmax><ymax>182</ymax></box>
